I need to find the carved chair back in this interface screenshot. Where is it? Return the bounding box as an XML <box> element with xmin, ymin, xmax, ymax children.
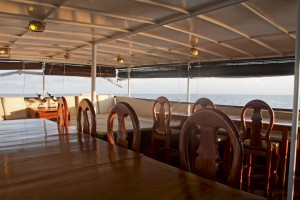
<box><xmin>152</xmin><ymin>96</ymin><xmax>171</xmax><ymax>135</ymax></box>
<box><xmin>180</xmin><ymin>108</ymin><xmax>243</xmax><ymax>188</ymax></box>
<box><xmin>192</xmin><ymin>98</ymin><xmax>216</xmax><ymax>113</ymax></box>
<box><xmin>107</xmin><ymin>102</ymin><xmax>141</xmax><ymax>152</ymax></box>
<box><xmin>77</xmin><ymin>98</ymin><xmax>96</xmax><ymax>136</ymax></box>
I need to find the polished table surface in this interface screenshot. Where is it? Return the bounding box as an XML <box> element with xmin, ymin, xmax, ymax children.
<box><xmin>0</xmin><ymin>118</ymin><xmax>264</xmax><ymax>199</ymax></box>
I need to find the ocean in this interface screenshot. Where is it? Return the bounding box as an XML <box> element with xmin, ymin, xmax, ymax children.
<box><xmin>130</xmin><ymin>94</ymin><xmax>293</xmax><ymax>110</ymax></box>
<box><xmin>1</xmin><ymin>93</ymin><xmax>293</xmax><ymax>110</ymax></box>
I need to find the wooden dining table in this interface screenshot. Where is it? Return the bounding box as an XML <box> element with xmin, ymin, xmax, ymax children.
<box><xmin>0</xmin><ymin>118</ymin><xmax>264</xmax><ymax>199</ymax></box>
<box><xmin>172</xmin><ymin>112</ymin><xmax>299</xmax><ymax>187</ymax></box>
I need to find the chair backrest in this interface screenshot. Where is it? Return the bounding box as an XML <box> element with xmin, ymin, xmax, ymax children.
<box><xmin>192</xmin><ymin>98</ymin><xmax>216</xmax><ymax>113</ymax></box>
<box><xmin>241</xmin><ymin>99</ymin><xmax>274</xmax><ymax>148</ymax></box>
<box><xmin>152</xmin><ymin>96</ymin><xmax>171</xmax><ymax>135</ymax></box>
<box><xmin>107</xmin><ymin>102</ymin><xmax>141</xmax><ymax>152</ymax></box>
<box><xmin>179</xmin><ymin>108</ymin><xmax>243</xmax><ymax>188</ymax></box>
<box><xmin>57</xmin><ymin>97</ymin><xmax>69</xmax><ymax>127</ymax></box>
<box><xmin>77</xmin><ymin>98</ymin><xmax>96</xmax><ymax>136</ymax></box>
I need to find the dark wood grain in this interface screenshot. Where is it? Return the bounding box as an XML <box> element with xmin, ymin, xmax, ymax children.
<box><xmin>0</xmin><ymin>118</ymin><xmax>264</xmax><ymax>200</ymax></box>
<box><xmin>107</xmin><ymin>102</ymin><xmax>141</xmax><ymax>152</ymax></box>
<box><xmin>192</xmin><ymin>97</ymin><xmax>216</xmax><ymax>112</ymax></box>
<box><xmin>151</xmin><ymin>96</ymin><xmax>180</xmax><ymax>163</ymax></box>
<box><xmin>77</xmin><ymin>98</ymin><xmax>96</xmax><ymax>136</ymax></box>
<box><xmin>179</xmin><ymin>108</ymin><xmax>243</xmax><ymax>188</ymax></box>
<box><xmin>240</xmin><ymin>99</ymin><xmax>279</xmax><ymax>194</ymax></box>
<box><xmin>0</xmin><ymin>156</ymin><xmax>264</xmax><ymax>200</ymax></box>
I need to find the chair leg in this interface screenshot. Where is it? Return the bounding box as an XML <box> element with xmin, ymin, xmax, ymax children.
<box><xmin>151</xmin><ymin>136</ymin><xmax>156</xmax><ymax>159</ymax></box>
<box><xmin>270</xmin><ymin>148</ymin><xmax>280</xmax><ymax>187</ymax></box>
<box><xmin>165</xmin><ymin>139</ymin><xmax>170</xmax><ymax>164</ymax></box>
<box><xmin>265</xmin><ymin>152</ymin><xmax>272</xmax><ymax>195</ymax></box>
<box><xmin>246</xmin><ymin>154</ymin><xmax>252</xmax><ymax>188</ymax></box>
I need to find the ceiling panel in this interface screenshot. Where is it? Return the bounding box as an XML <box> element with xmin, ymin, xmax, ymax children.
<box><xmin>0</xmin><ymin>0</ymin><xmax>296</xmax><ymax>68</ymax></box>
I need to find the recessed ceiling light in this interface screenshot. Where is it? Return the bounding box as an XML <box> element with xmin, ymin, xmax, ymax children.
<box><xmin>0</xmin><ymin>47</ymin><xmax>10</xmax><ymax>55</ymax></box>
<box><xmin>117</xmin><ymin>56</ymin><xmax>124</xmax><ymax>64</ymax></box>
<box><xmin>28</xmin><ymin>20</ymin><xmax>46</xmax><ymax>32</ymax></box>
<box><xmin>190</xmin><ymin>47</ymin><xmax>199</xmax><ymax>56</ymax></box>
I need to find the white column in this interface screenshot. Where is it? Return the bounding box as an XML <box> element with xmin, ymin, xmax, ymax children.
<box><xmin>128</xmin><ymin>66</ymin><xmax>131</xmax><ymax>97</ymax></box>
<box><xmin>288</xmin><ymin>1</ymin><xmax>300</xmax><ymax>199</ymax></box>
<box><xmin>42</xmin><ymin>63</ymin><xmax>45</xmax><ymax>98</ymax></box>
<box><xmin>187</xmin><ymin>63</ymin><xmax>191</xmax><ymax>103</ymax></box>
<box><xmin>91</xmin><ymin>43</ymin><xmax>97</xmax><ymax>104</ymax></box>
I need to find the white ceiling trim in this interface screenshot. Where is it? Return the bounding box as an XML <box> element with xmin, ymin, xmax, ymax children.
<box><xmin>198</xmin><ymin>15</ymin><xmax>283</xmax><ymax>56</ymax></box>
<box><xmin>241</xmin><ymin>2</ymin><xmax>296</xmax><ymax>39</ymax></box>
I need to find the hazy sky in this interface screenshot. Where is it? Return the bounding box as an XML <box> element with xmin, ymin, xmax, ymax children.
<box><xmin>0</xmin><ymin>70</ymin><xmax>294</xmax><ymax>96</ymax></box>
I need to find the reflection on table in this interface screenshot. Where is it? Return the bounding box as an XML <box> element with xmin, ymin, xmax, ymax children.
<box><xmin>0</xmin><ymin>118</ymin><xmax>264</xmax><ymax>199</ymax></box>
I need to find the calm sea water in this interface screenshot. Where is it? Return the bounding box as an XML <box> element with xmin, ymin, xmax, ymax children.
<box><xmin>0</xmin><ymin>93</ymin><xmax>293</xmax><ymax>109</ymax></box>
<box><xmin>130</xmin><ymin>94</ymin><xmax>293</xmax><ymax>110</ymax></box>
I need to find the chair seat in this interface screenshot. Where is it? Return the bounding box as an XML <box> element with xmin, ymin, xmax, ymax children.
<box><xmin>243</xmin><ymin>139</ymin><xmax>279</xmax><ymax>150</ymax></box>
<box><xmin>154</xmin><ymin>127</ymin><xmax>181</xmax><ymax>136</ymax></box>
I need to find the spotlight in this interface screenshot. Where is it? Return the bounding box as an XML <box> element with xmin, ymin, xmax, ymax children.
<box><xmin>28</xmin><ymin>20</ymin><xmax>46</xmax><ymax>32</ymax></box>
<box><xmin>190</xmin><ymin>47</ymin><xmax>199</xmax><ymax>56</ymax></box>
<box><xmin>64</xmin><ymin>51</ymin><xmax>71</xmax><ymax>59</ymax></box>
<box><xmin>0</xmin><ymin>47</ymin><xmax>10</xmax><ymax>55</ymax></box>
<box><xmin>117</xmin><ymin>56</ymin><xmax>124</xmax><ymax>64</ymax></box>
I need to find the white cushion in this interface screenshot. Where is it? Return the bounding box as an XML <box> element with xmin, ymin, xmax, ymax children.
<box><xmin>77</xmin><ymin>94</ymin><xmax>99</xmax><ymax>114</ymax></box>
<box><xmin>64</xmin><ymin>96</ymin><xmax>77</xmax><ymax>117</ymax></box>
<box><xmin>2</xmin><ymin>97</ymin><xmax>27</xmax><ymax>120</ymax></box>
<box><xmin>97</xmin><ymin>95</ymin><xmax>115</xmax><ymax>114</ymax></box>
<box><xmin>0</xmin><ymin>98</ymin><xmax>4</xmax><ymax>120</ymax></box>
<box><xmin>116</xmin><ymin>96</ymin><xmax>154</xmax><ymax>118</ymax></box>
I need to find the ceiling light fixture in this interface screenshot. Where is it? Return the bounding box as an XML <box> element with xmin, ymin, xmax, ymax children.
<box><xmin>117</xmin><ymin>56</ymin><xmax>124</xmax><ymax>64</ymax></box>
<box><xmin>190</xmin><ymin>47</ymin><xmax>199</xmax><ymax>56</ymax></box>
<box><xmin>28</xmin><ymin>20</ymin><xmax>46</xmax><ymax>32</ymax></box>
<box><xmin>0</xmin><ymin>47</ymin><xmax>10</xmax><ymax>55</ymax></box>
<box><xmin>64</xmin><ymin>51</ymin><xmax>71</xmax><ymax>59</ymax></box>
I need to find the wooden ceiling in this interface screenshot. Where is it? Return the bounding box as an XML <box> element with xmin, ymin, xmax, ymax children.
<box><xmin>0</xmin><ymin>0</ymin><xmax>296</xmax><ymax>69</ymax></box>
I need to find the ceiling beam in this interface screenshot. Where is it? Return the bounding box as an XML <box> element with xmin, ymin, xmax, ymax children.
<box><xmin>0</xmin><ymin>32</ymin><xmax>89</xmax><ymax>44</ymax></box>
<box><xmin>127</xmin><ymin>0</ymin><xmax>255</xmax><ymax>57</ymax></box>
<box><xmin>198</xmin><ymin>15</ymin><xmax>283</xmax><ymax>56</ymax></box>
<box><xmin>241</xmin><ymin>2</ymin><xmax>296</xmax><ymax>39</ymax></box>
<box><xmin>139</xmin><ymin>32</ymin><xmax>228</xmax><ymax>59</ymax></box>
<box><xmin>9</xmin><ymin>0</ymin><xmax>69</xmax><ymax>46</ymax></box>
<box><xmin>8</xmin><ymin>0</ymin><xmax>155</xmax><ymax>24</ymax></box>
<box><xmin>26</xmin><ymin>0</ymin><xmax>247</xmax><ymax>60</ymax></box>
<box><xmin>134</xmin><ymin>0</ymin><xmax>189</xmax><ymax>14</ymax></box>
<box><xmin>93</xmin><ymin>0</ymin><xmax>247</xmax><ymax>45</ymax></box>
<box><xmin>117</xmin><ymin>38</ymin><xmax>194</xmax><ymax>58</ymax></box>
<box><xmin>165</xmin><ymin>24</ymin><xmax>254</xmax><ymax>57</ymax></box>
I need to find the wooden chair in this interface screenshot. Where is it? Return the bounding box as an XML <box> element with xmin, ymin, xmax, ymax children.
<box><xmin>57</xmin><ymin>96</ymin><xmax>69</xmax><ymax>133</ymax></box>
<box><xmin>77</xmin><ymin>98</ymin><xmax>96</xmax><ymax>136</ymax></box>
<box><xmin>192</xmin><ymin>97</ymin><xmax>216</xmax><ymax>112</ymax></box>
<box><xmin>240</xmin><ymin>99</ymin><xmax>279</xmax><ymax>193</ymax></box>
<box><xmin>179</xmin><ymin>108</ymin><xmax>243</xmax><ymax>188</ymax></box>
<box><xmin>107</xmin><ymin>102</ymin><xmax>141</xmax><ymax>152</ymax></box>
<box><xmin>57</xmin><ymin>96</ymin><xmax>69</xmax><ymax>127</ymax></box>
<box><xmin>192</xmin><ymin>98</ymin><xmax>230</xmax><ymax>172</ymax></box>
<box><xmin>152</xmin><ymin>96</ymin><xmax>180</xmax><ymax>163</ymax></box>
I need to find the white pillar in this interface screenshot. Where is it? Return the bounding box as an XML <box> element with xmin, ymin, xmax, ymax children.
<box><xmin>187</xmin><ymin>63</ymin><xmax>191</xmax><ymax>103</ymax></box>
<box><xmin>91</xmin><ymin>43</ymin><xmax>97</xmax><ymax>104</ymax></box>
<box><xmin>42</xmin><ymin>63</ymin><xmax>45</xmax><ymax>98</ymax></box>
<box><xmin>288</xmin><ymin>1</ymin><xmax>300</xmax><ymax>199</ymax></box>
<box><xmin>128</xmin><ymin>66</ymin><xmax>131</xmax><ymax>97</ymax></box>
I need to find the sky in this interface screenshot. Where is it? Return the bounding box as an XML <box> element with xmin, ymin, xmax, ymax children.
<box><xmin>0</xmin><ymin>70</ymin><xmax>294</xmax><ymax>96</ymax></box>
